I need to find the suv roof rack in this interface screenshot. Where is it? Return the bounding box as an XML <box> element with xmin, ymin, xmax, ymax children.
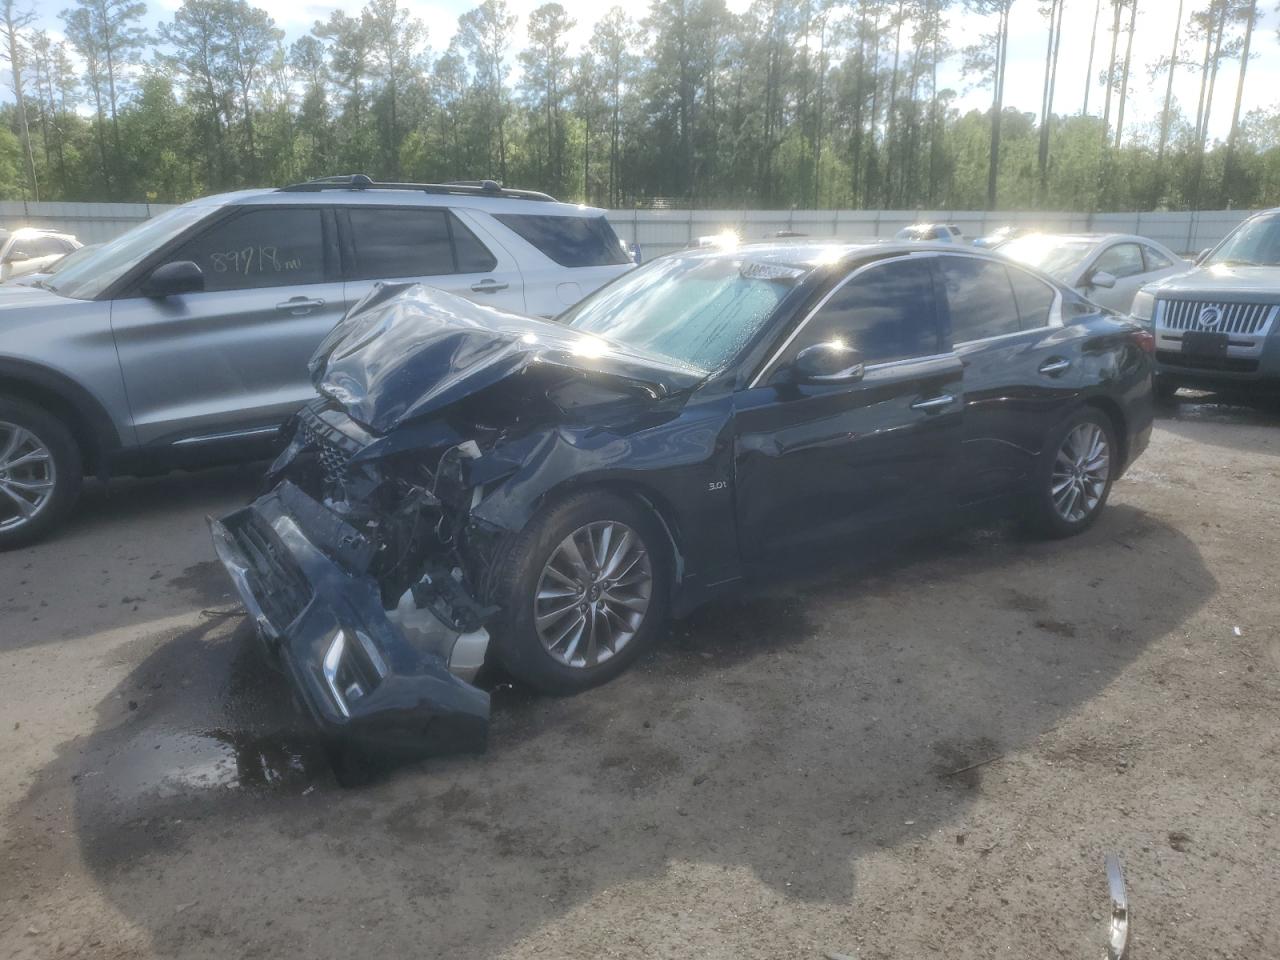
<box><xmin>277</xmin><ymin>174</ymin><xmax>557</xmax><ymax>202</ymax></box>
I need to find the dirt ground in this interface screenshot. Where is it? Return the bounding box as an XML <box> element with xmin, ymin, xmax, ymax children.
<box><xmin>1</xmin><ymin>397</ymin><xmax>1278</xmax><ymax>960</ymax></box>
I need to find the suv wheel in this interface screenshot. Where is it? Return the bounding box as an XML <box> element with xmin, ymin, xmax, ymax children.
<box><xmin>484</xmin><ymin>490</ymin><xmax>670</xmax><ymax>695</ymax></box>
<box><xmin>1025</xmin><ymin>408</ymin><xmax>1117</xmax><ymax>539</ymax></box>
<box><xmin>0</xmin><ymin>398</ymin><xmax>83</xmax><ymax>549</ymax></box>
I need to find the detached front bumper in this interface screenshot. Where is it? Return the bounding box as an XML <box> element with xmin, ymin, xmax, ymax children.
<box><xmin>210</xmin><ymin>481</ymin><xmax>489</xmax><ymax>760</ymax></box>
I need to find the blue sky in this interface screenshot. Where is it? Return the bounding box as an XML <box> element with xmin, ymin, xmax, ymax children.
<box><xmin>12</xmin><ymin>0</ymin><xmax>1279</xmax><ymax>144</ymax></box>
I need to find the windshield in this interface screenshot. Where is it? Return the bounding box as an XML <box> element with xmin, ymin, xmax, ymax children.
<box><xmin>560</xmin><ymin>252</ymin><xmax>804</xmax><ymax>372</ymax></box>
<box><xmin>1207</xmin><ymin>213</ymin><xmax>1280</xmax><ymax>267</ymax></box>
<box><xmin>998</xmin><ymin>236</ymin><xmax>1094</xmax><ymax>281</ymax></box>
<box><xmin>46</xmin><ymin>204</ymin><xmax>214</xmax><ymax>300</ymax></box>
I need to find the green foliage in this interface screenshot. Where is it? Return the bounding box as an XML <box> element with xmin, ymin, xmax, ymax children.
<box><xmin>3</xmin><ymin>0</ymin><xmax>1280</xmax><ymax>209</ymax></box>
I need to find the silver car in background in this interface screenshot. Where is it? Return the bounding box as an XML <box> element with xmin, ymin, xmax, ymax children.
<box><xmin>997</xmin><ymin>233</ymin><xmax>1188</xmax><ymax>313</ymax></box>
<box><xmin>0</xmin><ymin>176</ymin><xmax>636</xmax><ymax>548</ymax></box>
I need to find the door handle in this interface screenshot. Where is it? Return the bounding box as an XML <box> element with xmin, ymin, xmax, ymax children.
<box><xmin>911</xmin><ymin>394</ymin><xmax>956</xmax><ymax>412</ymax></box>
<box><xmin>275</xmin><ymin>296</ymin><xmax>326</xmax><ymax>315</ymax></box>
<box><xmin>470</xmin><ymin>279</ymin><xmax>510</xmax><ymax>294</ymax></box>
<box><xmin>1038</xmin><ymin>357</ymin><xmax>1072</xmax><ymax>375</ymax></box>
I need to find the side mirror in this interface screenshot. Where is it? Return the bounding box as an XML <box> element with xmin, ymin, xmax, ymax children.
<box><xmin>141</xmin><ymin>260</ymin><xmax>204</xmax><ymax>297</ymax></box>
<box><xmin>4</xmin><ymin>250</ymin><xmax>29</xmax><ymax>264</ymax></box>
<box><xmin>1089</xmin><ymin>270</ymin><xmax>1117</xmax><ymax>290</ymax></box>
<box><xmin>1194</xmin><ymin>247</ymin><xmax>1211</xmax><ymax>265</ymax></box>
<box><xmin>629</xmin><ymin>242</ymin><xmax>642</xmax><ymax>265</ymax></box>
<box><xmin>789</xmin><ymin>341</ymin><xmax>865</xmax><ymax>385</ymax></box>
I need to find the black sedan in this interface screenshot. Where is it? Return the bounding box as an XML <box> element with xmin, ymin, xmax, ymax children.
<box><xmin>211</xmin><ymin>241</ymin><xmax>1154</xmax><ymax>765</ymax></box>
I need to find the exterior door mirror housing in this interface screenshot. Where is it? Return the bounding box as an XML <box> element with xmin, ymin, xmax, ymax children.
<box><xmin>1089</xmin><ymin>270</ymin><xmax>1117</xmax><ymax>290</ymax></box>
<box><xmin>1195</xmin><ymin>247</ymin><xmax>1212</xmax><ymax>265</ymax></box>
<box><xmin>141</xmin><ymin>260</ymin><xmax>205</xmax><ymax>297</ymax></box>
<box><xmin>4</xmin><ymin>249</ymin><xmax>29</xmax><ymax>263</ymax></box>
<box><xmin>790</xmin><ymin>341</ymin><xmax>866</xmax><ymax>385</ymax></box>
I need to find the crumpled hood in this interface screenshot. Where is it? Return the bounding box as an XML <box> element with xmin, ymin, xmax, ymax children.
<box><xmin>1145</xmin><ymin>263</ymin><xmax>1280</xmax><ymax>300</ymax></box>
<box><xmin>310</xmin><ymin>282</ymin><xmax>706</xmax><ymax>434</ymax></box>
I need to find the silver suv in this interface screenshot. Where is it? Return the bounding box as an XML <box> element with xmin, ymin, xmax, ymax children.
<box><xmin>1131</xmin><ymin>207</ymin><xmax>1280</xmax><ymax>401</ymax></box>
<box><xmin>0</xmin><ymin>176</ymin><xmax>635</xmax><ymax>547</ymax></box>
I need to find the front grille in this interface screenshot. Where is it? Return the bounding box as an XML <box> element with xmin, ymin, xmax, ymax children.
<box><xmin>1156</xmin><ymin>350</ymin><xmax>1260</xmax><ymax>373</ymax></box>
<box><xmin>1156</xmin><ymin>299</ymin><xmax>1278</xmax><ymax>335</ymax></box>
<box><xmin>300</xmin><ymin>419</ymin><xmax>350</xmax><ymax>484</ymax></box>
<box><xmin>233</xmin><ymin>512</ymin><xmax>313</xmax><ymax>630</ymax></box>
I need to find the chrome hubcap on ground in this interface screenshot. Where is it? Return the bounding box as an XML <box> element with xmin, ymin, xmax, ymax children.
<box><xmin>0</xmin><ymin>421</ymin><xmax>56</xmax><ymax>531</ymax></box>
<box><xmin>534</xmin><ymin>520</ymin><xmax>653</xmax><ymax>668</ymax></box>
<box><xmin>1051</xmin><ymin>422</ymin><xmax>1109</xmax><ymax>524</ymax></box>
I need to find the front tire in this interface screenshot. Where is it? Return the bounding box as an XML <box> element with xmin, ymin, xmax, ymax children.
<box><xmin>483</xmin><ymin>490</ymin><xmax>670</xmax><ymax>695</ymax></box>
<box><xmin>1025</xmin><ymin>408</ymin><xmax>1117</xmax><ymax>539</ymax></box>
<box><xmin>0</xmin><ymin>398</ymin><xmax>83</xmax><ymax>550</ymax></box>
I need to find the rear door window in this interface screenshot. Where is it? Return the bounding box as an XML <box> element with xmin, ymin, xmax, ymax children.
<box><xmin>346</xmin><ymin>208</ymin><xmax>497</xmax><ymax>279</ymax></box>
<box><xmin>788</xmin><ymin>257</ymin><xmax>940</xmax><ymax>365</ymax></box>
<box><xmin>1006</xmin><ymin>265</ymin><xmax>1057</xmax><ymax>329</ymax></box>
<box><xmin>493</xmin><ymin>214</ymin><xmax>631</xmax><ymax>267</ymax></box>
<box><xmin>938</xmin><ymin>256</ymin><xmax>1021</xmax><ymax>342</ymax></box>
<box><xmin>168</xmin><ymin>208</ymin><xmax>326</xmax><ymax>291</ymax></box>
<box><xmin>1093</xmin><ymin>243</ymin><xmax>1145</xmax><ymax>279</ymax></box>
<box><xmin>1142</xmin><ymin>244</ymin><xmax>1175</xmax><ymax>270</ymax></box>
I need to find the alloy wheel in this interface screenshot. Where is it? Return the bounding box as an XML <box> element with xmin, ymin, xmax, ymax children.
<box><xmin>1050</xmin><ymin>421</ymin><xmax>1110</xmax><ymax>524</ymax></box>
<box><xmin>533</xmin><ymin>520</ymin><xmax>653</xmax><ymax>669</ymax></box>
<box><xmin>0</xmin><ymin>421</ymin><xmax>57</xmax><ymax>532</ymax></box>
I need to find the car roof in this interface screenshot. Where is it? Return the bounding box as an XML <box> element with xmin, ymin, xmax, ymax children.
<box><xmin>1008</xmin><ymin>232</ymin><xmax>1160</xmax><ymax>245</ymax></box>
<box><xmin>8</xmin><ymin>227</ymin><xmax>76</xmax><ymax>240</ymax></box>
<box><xmin>662</xmin><ymin>239</ymin><xmax>1004</xmax><ymax>272</ymax></box>
<box><xmin>189</xmin><ymin>186</ymin><xmax>609</xmax><ymax>219</ymax></box>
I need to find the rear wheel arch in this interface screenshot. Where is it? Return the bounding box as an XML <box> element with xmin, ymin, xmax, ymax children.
<box><xmin>0</xmin><ymin>360</ymin><xmax>121</xmax><ymax>477</ymax></box>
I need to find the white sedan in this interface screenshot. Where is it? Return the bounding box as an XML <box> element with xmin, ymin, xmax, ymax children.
<box><xmin>996</xmin><ymin>233</ymin><xmax>1189</xmax><ymax>313</ymax></box>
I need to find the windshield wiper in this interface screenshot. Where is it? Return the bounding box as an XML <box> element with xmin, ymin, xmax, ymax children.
<box><xmin>1213</xmin><ymin>258</ymin><xmax>1263</xmax><ymax>267</ymax></box>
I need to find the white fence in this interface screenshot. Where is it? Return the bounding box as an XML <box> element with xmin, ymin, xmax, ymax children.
<box><xmin>0</xmin><ymin>199</ymin><xmax>1258</xmax><ymax>256</ymax></box>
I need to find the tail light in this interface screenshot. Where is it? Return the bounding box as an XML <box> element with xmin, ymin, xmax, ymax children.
<box><xmin>1129</xmin><ymin>328</ymin><xmax>1155</xmax><ymax>354</ymax></box>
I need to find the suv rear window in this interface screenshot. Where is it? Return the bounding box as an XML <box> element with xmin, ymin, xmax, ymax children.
<box><xmin>347</xmin><ymin>208</ymin><xmax>497</xmax><ymax>279</ymax></box>
<box><xmin>493</xmin><ymin>214</ymin><xmax>630</xmax><ymax>267</ymax></box>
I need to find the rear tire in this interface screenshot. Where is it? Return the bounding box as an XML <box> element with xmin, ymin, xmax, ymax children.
<box><xmin>0</xmin><ymin>397</ymin><xmax>83</xmax><ymax>550</ymax></box>
<box><xmin>482</xmin><ymin>490</ymin><xmax>670</xmax><ymax>695</ymax></box>
<box><xmin>1024</xmin><ymin>408</ymin><xmax>1117</xmax><ymax>540</ymax></box>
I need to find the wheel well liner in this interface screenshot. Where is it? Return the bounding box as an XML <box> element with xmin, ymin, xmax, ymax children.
<box><xmin>0</xmin><ymin>359</ymin><xmax>121</xmax><ymax>475</ymax></box>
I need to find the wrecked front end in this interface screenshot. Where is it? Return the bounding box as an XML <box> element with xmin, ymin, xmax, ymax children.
<box><xmin>210</xmin><ymin>404</ymin><xmax>496</xmax><ymax>759</ymax></box>
<box><xmin>210</xmin><ymin>283</ymin><xmax>703</xmax><ymax>762</ymax></box>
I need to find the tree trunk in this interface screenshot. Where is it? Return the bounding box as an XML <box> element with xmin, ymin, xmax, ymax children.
<box><xmin>1113</xmin><ymin>0</ymin><xmax>1138</xmax><ymax>149</ymax></box>
<box><xmin>1191</xmin><ymin>0</ymin><xmax>1228</xmax><ymax>209</ymax></box>
<box><xmin>1082</xmin><ymin>0</ymin><xmax>1102</xmax><ymax>114</ymax></box>
<box><xmin>1156</xmin><ymin>0</ymin><xmax>1183</xmax><ymax>164</ymax></box>
<box><xmin>1101</xmin><ymin>0</ymin><xmax>1123</xmax><ymax>143</ymax></box>
<box><xmin>986</xmin><ymin>4</ymin><xmax>1009</xmax><ymax>211</ymax></box>
<box><xmin>3</xmin><ymin>6</ymin><xmax>38</xmax><ymax>200</ymax></box>
<box><xmin>1222</xmin><ymin>0</ymin><xmax>1256</xmax><ymax>197</ymax></box>
<box><xmin>883</xmin><ymin>0</ymin><xmax>904</xmax><ymax>208</ymax></box>
<box><xmin>1038</xmin><ymin>0</ymin><xmax>1064</xmax><ymax>200</ymax></box>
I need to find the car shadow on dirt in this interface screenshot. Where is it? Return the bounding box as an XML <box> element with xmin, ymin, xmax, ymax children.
<box><xmin>0</xmin><ymin>464</ymin><xmax>262</xmax><ymax>652</ymax></box>
<box><xmin>5</xmin><ymin>503</ymin><xmax>1215</xmax><ymax>959</ymax></box>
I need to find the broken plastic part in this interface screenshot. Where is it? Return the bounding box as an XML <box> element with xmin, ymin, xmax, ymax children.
<box><xmin>1105</xmin><ymin>852</ymin><xmax>1129</xmax><ymax>960</ymax></box>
